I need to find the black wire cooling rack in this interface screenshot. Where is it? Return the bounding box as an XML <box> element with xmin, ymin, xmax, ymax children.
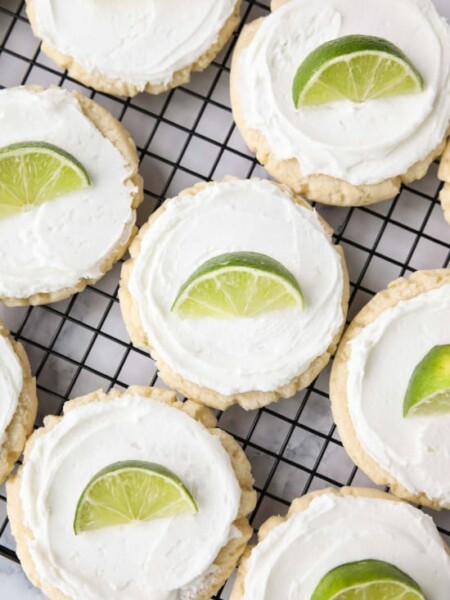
<box><xmin>0</xmin><ymin>1</ymin><xmax>449</xmax><ymax>598</ymax></box>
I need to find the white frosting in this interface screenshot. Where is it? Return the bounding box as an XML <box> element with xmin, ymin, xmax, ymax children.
<box><xmin>20</xmin><ymin>395</ymin><xmax>241</xmax><ymax>600</ymax></box>
<box><xmin>0</xmin><ymin>88</ymin><xmax>136</xmax><ymax>299</ymax></box>
<box><xmin>244</xmin><ymin>493</ymin><xmax>450</xmax><ymax>599</ymax></box>
<box><xmin>0</xmin><ymin>335</ymin><xmax>23</xmax><ymax>447</ymax></box>
<box><xmin>346</xmin><ymin>285</ymin><xmax>450</xmax><ymax>505</ymax></box>
<box><xmin>32</xmin><ymin>0</ymin><xmax>236</xmax><ymax>89</ymax></box>
<box><xmin>128</xmin><ymin>179</ymin><xmax>344</xmax><ymax>395</ymax></box>
<box><xmin>237</xmin><ymin>0</ymin><xmax>450</xmax><ymax>185</ymax></box>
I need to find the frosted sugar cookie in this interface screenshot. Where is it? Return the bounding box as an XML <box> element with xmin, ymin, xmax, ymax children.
<box><xmin>26</xmin><ymin>0</ymin><xmax>241</xmax><ymax>96</ymax></box>
<box><xmin>0</xmin><ymin>321</ymin><xmax>37</xmax><ymax>484</ymax></box>
<box><xmin>231</xmin><ymin>0</ymin><xmax>450</xmax><ymax>206</ymax></box>
<box><xmin>0</xmin><ymin>87</ymin><xmax>143</xmax><ymax>305</ymax></box>
<box><xmin>330</xmin><ymin>270</ymin><xmax>450</xmax><ymax>509</ymax></box>
<box><xmin>120</xmin><ymin>178</ymin><xmax>349</xmax><ymax>411</ymax></box>
<box><xmin>438</xmin><ymin>140</ymin><xmax>450</xmax><ymax>224</ymax></box>
<box><xmin>231</xmin><ymin>487</ymin><xmax>450</xmax><ymax>600</ymax></box>
<box><xmin>7</xmin><ymin>386</ymin><xmax>256</xmax><ymax>600</ymax></box>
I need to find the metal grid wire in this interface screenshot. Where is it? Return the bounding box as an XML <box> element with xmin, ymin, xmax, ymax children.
<box><xmin>0</xmin><ymin>1</ymin><xmax>449</xmax><ymax>597</ymax></box>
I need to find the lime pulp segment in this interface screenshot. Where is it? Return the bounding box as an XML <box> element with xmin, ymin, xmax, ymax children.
<box><xmin>74</xmin><ymin>460</ymin><xmax>198</xmax><ymax>534</ymax></box>
<box><xmin>171</xmin><ymin>251</ymin><xmax>305</xmax><ymax>319</ymax></box>
<box><xmin>311</xmin><ymin>559</ymin><xmax>426</xmax><ymax>600</ymax></box>
<box><xmin>0</xmin><ymin>141</ymin><xmax>90</xmax><ymax>218</ymax></box>
<box><xmin>292</xmin><ymin>35</ymin><xmax>424</xmax><ymax>108</ymax></box>
<box><xmin>403</xmin><ymin>344</ymin><xmax>450</xmax><ymax>417</ymax></box>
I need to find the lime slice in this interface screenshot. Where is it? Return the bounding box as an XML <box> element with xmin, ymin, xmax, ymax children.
<box><xmin>292</xmin><ymin>35</ymin><xmax>424</xmax><ymax>108</ymax></box>
<box><xmin>311</xmin><ymin>559</ymin><xmax>425</xmax><ymax>600</ymax></box>
<box><xmin>403</xmin><ymin>345</ymin><xmax>450</xmax><ymax>417</ymax></box>
<box><xmin>0</xmin><ymin>141</ymin><xmax>90</xmax><ymax>218</ymax></box>
<box><xmin>171</xmin><ymin>251</ymin><xmax>304</xmax><ymax>319</ymax></box>
<box><xmin>74</xmin><ymin>460</ymin><xmax>198</xmax><ymax>534</ymax></box>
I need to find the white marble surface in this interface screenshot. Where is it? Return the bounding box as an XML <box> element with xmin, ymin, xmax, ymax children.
<box><xmin>0</xmin><ymin>556</ymin><xmax>46</xmax><ymax>600</ymax></box>
<box><xmin>0</xmin><ymin>0</ymin><xmax>449</xmax><ymax>598</ymax></box>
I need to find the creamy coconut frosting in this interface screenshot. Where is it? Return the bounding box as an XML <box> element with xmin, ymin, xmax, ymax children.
<box><xmin>237</xmin><ymin>0</ymin><xmax>450</xmax><ymax>185</ymax></box>
<box><xmin>0</xmin><ymin>336</ymin><xmax>23</xmax><ymax>447</ymax></box>
<box><xmin>128</xmin><ymin>179</ymin><xmax>345</xmax><ymax>395</ymax></box>
<box><xmin>0</xmin><ymin>88</ymin><xmax>136</xmax><ymax>299</ymax></box>
<box><xmin>31</xmin><ymin>0</ymin><xmax>237</xmax><ymax>89</ymax></box>
<box><xmin>20</xmin><ymin>394</ymin><xmax>241</xmax><ymax>600</ymax></box>
<box><xmin>347</xmin><ymin>284</ymin><xmax>450</xmax><ymax>505</ymax></box>
<box><xmin>243</xmin><ymin>493</ymin><xmax>450</xmax><ymax>599</ymax></box>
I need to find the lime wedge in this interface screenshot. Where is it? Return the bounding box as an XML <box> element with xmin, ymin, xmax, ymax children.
<box><xmin>403</xmin><ymin>345</ymin><xmax>450</xmax><ymax>417</ymax></box>
<box><xmin>293</xmin><ymin>35</ymin><xmax>424</xmax><ymax>108</ymax></box>
<box><xmin>74</xmin><ymin>461</ymin><xmax>198</xmax><ymax>534</ymax></box>
<box><xmin>0</xmin><ymin>141</ymin><xmax>90</xmax><ymax>218</ymax></box>
<box><xmin>171</xmin><ymin>251</ymin><xmax>304</xmax><ymax>319</ymax></box>
<box><xmin>311</xmin><ymin>559</ymin><xmax>425</xmax><ymax>600</ymax></box>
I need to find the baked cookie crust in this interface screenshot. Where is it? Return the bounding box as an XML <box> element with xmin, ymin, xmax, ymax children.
<box><xmin>119</xmin><ymin>178</ymin><xmax>349</xmax><ymax>411</ymax></box>
<box><xmin>0</xmin><ymin>321</ymin><xmax>37</xmax><ymax>484</ymax></box>
<box><xmin>230</xmin><ymin>485</ymin><xmax>450</xmax><ymax>600</ymax></box>
<box><xmin>438</xmin><ymin>138</ymin><xmax>450</xmax><ymax>224</ymax></box>
<box><xmin>0</xmin><ymin>86</ymin><xmax>143</xmax><ymax>307</ymax></box>
<box><xmin>330</xmin><ymin>269</ymin><xmax>450</xmax><ymax>510</ymax></box>
<box><xmin>7</xmin><ymin>385</ymin><xmax>256</xmax><ymax>600</ymax></box>
<box><xmin>230</xmin><ymin>2</ymin><xmax>449</xmax><ymax>207</ymax></box>
<box><xmin>26</xmin><ymin>0</ymin><xmax>242</xmax><ymax>97</ymax></box>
